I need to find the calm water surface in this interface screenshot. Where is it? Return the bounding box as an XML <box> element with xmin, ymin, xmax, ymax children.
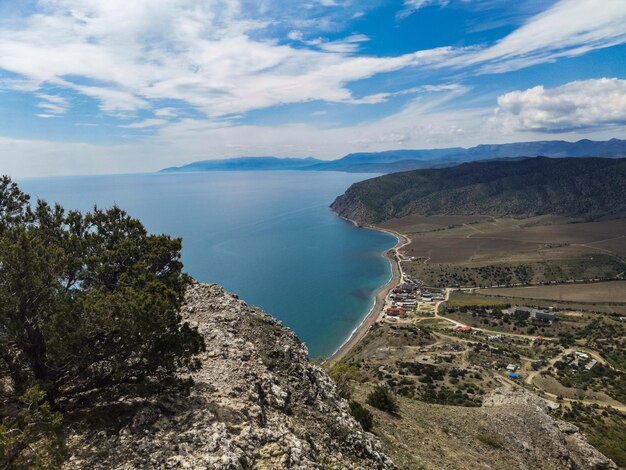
<box><xmin>19</xmin><ymin>171</ymin><xmax>396</xmax><ymax>358</ymax></box>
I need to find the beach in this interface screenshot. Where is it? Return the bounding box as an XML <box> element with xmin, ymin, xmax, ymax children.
<box><xmin>326</xmin><ymin>226</ymin><xmax>410</xmax><ymax>366</ymax></box>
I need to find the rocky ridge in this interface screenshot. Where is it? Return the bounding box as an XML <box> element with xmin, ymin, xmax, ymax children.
<box><xmin>481</xmin><ymin>389</ymin><xmax>617</xmax><ymax>469</ymax></box>
<box><xmin>360</xmin><ymin>386</ymin><xmax>618</xmax><ymax>470</ymax></box>
<box><xmin>65</xmin><ymin>283</ymin><xmax>394</xmax><ymax>469</ymax></box>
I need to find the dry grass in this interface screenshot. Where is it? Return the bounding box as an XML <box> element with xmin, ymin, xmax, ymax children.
<box><xmin>446</xmin><ymin>290</ymin><xmax>626</xmax><ymax>314</ymax></box>
<box><xmin>392</xmin><ymin>216</ymin><xmax>626</xmax><ymax>265</ymax></box>
<box><xmin>383</xmin><ymin>216</ymin><xmax>626</xmax><ymax>288</ymax></box>
<box><xmin>534</xmin><ymin>375</ymin><xmax>622</xmax><ymax>406</ymax></box>
<box><xmin>479</xmin><ymin>281</ymin><xmax>626</xmax><ymax>303</ymax></box>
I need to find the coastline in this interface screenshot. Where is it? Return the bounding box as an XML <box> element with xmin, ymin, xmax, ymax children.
<box><xmin>326</xmin><ymin>219</ymin><xmax>410</xmax><ymax>366</ymax></box>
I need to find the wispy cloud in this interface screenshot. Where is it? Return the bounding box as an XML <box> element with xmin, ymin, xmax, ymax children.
<box><xmin>1</xmin><ymin>0</ymin><xmax>626</xmax><ymax>177</ymax></box>
<box><xmin>452</xmin><ymin>0</ymin><xmax>626</xmax><ymax>73</ymax></box>
<box><xmin>35</xmin><ymin>93</ymin><xmax>69</xmax><ymax>116</ymax></box>
<box><xmin>2</xmin><ymin>0</ymin><xmax>625</xmax><ymax>129</ymax></box>
<box><xmin>0</xmin><ymin>0</ymin><xmax>457</xmax><ymax>124</ymax></box>
<box><xmin>397</xmin><ymin>0</ymin><xmax>450</xmax><ymax>19</ymax></box>
<box><xmin>120</xmin><ymin>118</ymin><xmax>169</xmax><ymax>129</ymax></box>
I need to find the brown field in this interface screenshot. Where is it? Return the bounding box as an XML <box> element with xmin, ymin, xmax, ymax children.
<box><xmin>446</xmin><ymin>290</ymin><xmax>626</xmax><ymax>314</ymax></box>
<box><xmin>387</xmin><ymin>216</ymin><xmax>626</xmax><ymax>265</ymax></box>
<box><xmin>479</xmin><ymin>281</ymin><xmax>626</xmax><ymax>303</ymax></box>
<box><xmin>404</xmin><ymin>236</ymin><xmax>535</xmax><ymax>263</ymax></box>
<box><xmin>380</xmin><ymin>214</ymin><xmax>493</xmax><ymax>234</ymax></box>
<box><xmin>383</xmin><ymin>215</ymin><xmax>626</xmax><ymax>288</ymax></box>
<box><xmin>588</xmin><ymin>236</ymin><xmax>626</xmax><ymax>256</ymax></box>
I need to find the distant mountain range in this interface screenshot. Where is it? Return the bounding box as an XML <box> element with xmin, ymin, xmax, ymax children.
<box><xmin>160</xmin><ymin>156</ymin><xmax>324</xmax><ymax>172</ymax></box>
<box><xmin>160</xmin><ymin>138</ymin><xmax>626</xmax><ymax>174</ymax></box>
<box><xmin>330</xmin><ymin>157</ymin><xmax>626</xmax><ymax>224</ymax></box>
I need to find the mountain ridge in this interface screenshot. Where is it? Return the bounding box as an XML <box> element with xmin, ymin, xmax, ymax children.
<box><xmin>65</xmin><ymin>282</ymin><xmax>395</xmax><ymax>469</ymax></box>
<box><xmin>160</xmin><ymin>156</ymin><xmax>324</xmax><ymax>172</ymax></box>
<box><xmin>160</xmin><ymin>138</ymin><xmax>626</xmax><ymax>174</ymax></box>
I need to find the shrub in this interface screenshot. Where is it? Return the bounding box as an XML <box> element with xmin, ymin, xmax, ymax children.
<box><xmin>366</xmin><ymin>385</ymin><xmax>399</xmax><ymax>414</ymax></box>
<box><xmin>0</xmin><ymin>176</ymin><xmax>204</xmax><ymax>404</ymax></box>
<box><xmin>349</xmin><ymin>400</ymin><xmax>373</xmax><ymax>432</ymax></box>
<box><xmin>0</xmin><ymin>385</ymin><xmax>65</xmax><ymax>469</ymax></box>
<box><xmin>476</xmin><ymin>433</ymin><xmax>503</xmax><ymax>449</ymax></box>
<box><xmin>326</xmin><ymin>362</ymin><xmax>362</xmax><ymax>399</ymax></box>
<box><xmin>0</xmin><ymin>177</ymin><xmax>206</xmax><ymax>465</ymax></box>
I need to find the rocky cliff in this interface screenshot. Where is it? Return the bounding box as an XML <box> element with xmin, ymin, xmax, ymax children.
<box><xmin>64</xmin><ymin>283</ymin><xmax>394</xmax><ymax>469</ymax></box>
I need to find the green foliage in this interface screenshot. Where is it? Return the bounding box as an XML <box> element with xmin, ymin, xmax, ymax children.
<box><xmin>0</xmin><ymin>385</ymin><xmax>65</xmax><ymax>469</ymax></box>
<box><xmin>348</xmin><ymin>400</ymin><xmax>373</xmax><ymax>432</ymax></box>
<box><xmin>338</xmin><ymin>157</ymin><xmax>626</xmax><ymax>222</ymax></box>
<box><xmin>327</xmin><ymin>362</ymin><xmax>362</xmax><ymax>399</ymax></box>
<box><xmin>366</xmin><ymin>386</ymin><xmax>399</xmax><ymax>414</ymax></box>
<box><xmin>558</xmin><ymin>332</ymin><xmax>576</xmax><ymax>347</ymax></box>
<box><xmin>558</xmin><ymin>402</ymin><xmax>626</xmax><ymax>468</ymax></box>
<box><xmin>0</xmin><ymin>176</ymin><xmax>204</xmax><ymax>402</ymax></box>
<box><xmin>555</xmin><ymin>360</ymin><xmax>626</xmax><ymax>405</ymax></box>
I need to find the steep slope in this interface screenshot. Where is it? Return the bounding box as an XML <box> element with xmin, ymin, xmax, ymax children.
<box><xmin>331</xmin><ymin>157</ymin><xmax>626</xmax><ymax>224</ymax></box>
<box><xmin>64</xmin><ymin>283</ymin><xmax>394</xmax><ymax>469</ymax></box>
<box><xmin>361</xmin><ymin>387</ymin><xmax>617</xmax><ymax>470</ymax></box>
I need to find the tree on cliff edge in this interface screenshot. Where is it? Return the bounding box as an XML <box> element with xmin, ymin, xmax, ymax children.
<box><xmin>0</xmin><ymin>175</ymin><xmax>204</xmax><ymax>402</ymax></box>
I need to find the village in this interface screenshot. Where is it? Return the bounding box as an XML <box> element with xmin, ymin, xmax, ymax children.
<box><xmin>381</xmin><ymin>274</ymin><xmax>446</xmax><ymax>323</ymax></box>
<box><xmin>370</xmin><ymin>242</ymin><xmax>621</xmax><ymax>395</ymax></box>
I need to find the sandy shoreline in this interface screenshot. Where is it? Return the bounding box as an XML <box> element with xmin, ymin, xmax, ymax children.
<box><xmin>326</xmin><ymin>223</ymin><xmax>410</xmax><ymax>366</ymax></box>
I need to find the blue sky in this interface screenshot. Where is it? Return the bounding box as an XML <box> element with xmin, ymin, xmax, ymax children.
<box><xmin>1</xmin><ymin>0</ymin><xmax>626</xmax><ymax>176</ymax></box>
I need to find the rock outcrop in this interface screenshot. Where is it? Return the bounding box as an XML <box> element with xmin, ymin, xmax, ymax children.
<box><xmin>359</xmin><ymin>386</ymin><xmax>618</xmax><ymax>470</ymax></box>
<box><xmin>65</xmin><ymin>283</ymin><xmax>394</xmax><ymax>469</ymax></box>
<box><xmin>482</xmin><ymin>389</ymin><xmax>617</xmax><ymax>470</ymax></box>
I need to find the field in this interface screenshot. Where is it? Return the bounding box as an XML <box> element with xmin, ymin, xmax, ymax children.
<box><xmin>479</xmin><ymin>281</ymin><xmax>626</xmax><ymax>303</ymax></box>
<box><xmin>446</xmin><ymin>290</ymin><xmax>626</xmax><ymax>314</ymax></box>
<box><xmin>381</xmin><ymin>215</ymin><xmax>626</xmax><ymax>288</ymax></box>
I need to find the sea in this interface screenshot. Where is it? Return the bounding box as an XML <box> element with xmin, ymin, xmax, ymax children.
<box><xmin>18</xmin><ymin>171</ymin><xmax>396</xmax><ymax>358</ymax></box>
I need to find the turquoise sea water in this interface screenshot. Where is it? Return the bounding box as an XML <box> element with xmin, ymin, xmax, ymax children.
<box><xmin>19</xmin><ymin>171</ymin><xmax>396</xmax><ymax>358</ymax></box>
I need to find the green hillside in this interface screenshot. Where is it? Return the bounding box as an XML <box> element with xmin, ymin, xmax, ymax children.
<box><xmin>331</xmin><ymin>157</ymin><xmax>626</xmax><ymax>224</ymax></box>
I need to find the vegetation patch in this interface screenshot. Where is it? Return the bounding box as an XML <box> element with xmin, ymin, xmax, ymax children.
<box><xmin>0</xmin><ymin>177</ymin><xmax>204</xmax><ymax>467</ymax></box>
<box><xmin>556</xmin><ymin>402</ymin><xmax>626</xmax><ymax>468</ymax></box>
<box><xmin>367</xmin><ymin>386</ymin><xmax>399</xmax><ymax>414</ymax></box>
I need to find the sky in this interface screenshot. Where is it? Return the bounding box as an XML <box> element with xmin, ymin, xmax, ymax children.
<box><xmin>1</xmin><ymin>0</ymin><xmax>626</xmax><ymax>177</ymax></box>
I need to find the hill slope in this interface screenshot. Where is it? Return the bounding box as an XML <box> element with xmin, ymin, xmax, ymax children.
<box><xmin>331</xmin><ymin>157</ymin><xmax>626</xmax><ymax>224</ymax></box>
<box><xmin>65</xmin><ymin>283</ymin><xmax>394</xmax><ymax>469</ymax></box>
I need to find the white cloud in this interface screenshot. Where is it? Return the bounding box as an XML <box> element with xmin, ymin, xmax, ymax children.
<box><xmin>35</xmin><ymin>93</ymin><xmax>69</xmax><ymax>115</ymax></box>
<box><xmin>0</xmin><ymin>0</ymin><xmax>456</xmax><ymax>124</ymax></box>
<box><xmin>318</xmin><ymin>34</ymin><xmax>370</xmax><ymax>54</ymax></box>
<box><xmin>4</xmin><ymin>81</ymin><xmax>626</xmax><ymax>178</ymax></box>
<box><xmin>2</xmin><ymin>0</ymin><xmax>626</xmax><ymax>178</ymax></box>
<box><xmin>154</xmin><ymin>107</ymin><xmax>180</xmax><ymax>118</ymax></box>
<box><xmin>398</xmin><ymin>0</ymin><xmax>450</xmax><ymax>19</ymax></box>
<box><xmin>493</xmin><ymin>78</ymin><xmax>626</xmax><ymax>132</ymax></box>
<box><xmin>120</xmin><ymin>118</ymin><xmax>169</xmax><ymax>129</ymax></box>
<box><xmin>287</xmin><ymin>30</ymin><xmax>304</xmax><ymax>41</ymax></box>
<box><xmin>452</xmin><ymin>0</ymin><xmax>626</xmax><ymax>73</ymax></box>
